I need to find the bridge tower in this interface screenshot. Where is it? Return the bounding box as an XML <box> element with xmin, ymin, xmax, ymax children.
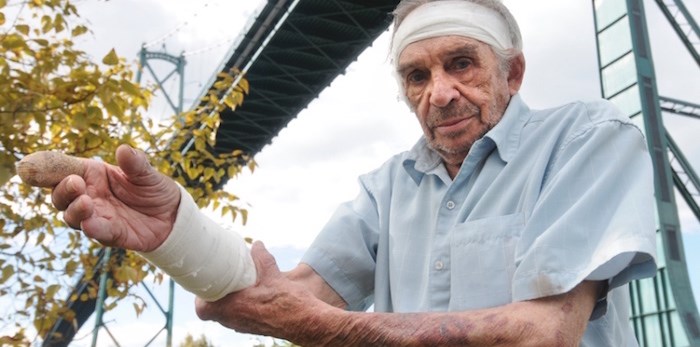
<box><xmin>591</xmin><ymin>0</ymin><xmax>700</xmax><ymax>345</ymax></box>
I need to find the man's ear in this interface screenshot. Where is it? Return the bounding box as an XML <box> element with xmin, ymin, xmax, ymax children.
<box><xmin>507</xmin><ymin>53</ymin><xmax>525</xmax><ymax>96</ymax></box>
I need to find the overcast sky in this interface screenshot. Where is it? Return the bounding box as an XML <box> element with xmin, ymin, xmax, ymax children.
<box><xmin>19</xmin><ymin>0</ymin><xmax>700</xmax><ymax>345</ymax></box>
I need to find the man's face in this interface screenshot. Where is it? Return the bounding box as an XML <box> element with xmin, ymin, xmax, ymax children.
<box><xmin>397</xmin><ymin>36</ymin><xmax>517</xmax><ymax>167</ymax></box>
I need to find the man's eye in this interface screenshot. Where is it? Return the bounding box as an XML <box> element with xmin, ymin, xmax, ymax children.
<box><xmin>407</xmin><ymin>71</ymin><xmax>427</xmax><ymax>84</ymax></box>
<box><xmin>453</xmin><ymin>58</ymin><xmax>471</xmax><ymax>70</ymax></box>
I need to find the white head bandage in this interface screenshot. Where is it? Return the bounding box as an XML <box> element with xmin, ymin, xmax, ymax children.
<box><xmin>390</xmin><ymin>1</ymin><xmax>516</xmax><ymax>65</ymax></box>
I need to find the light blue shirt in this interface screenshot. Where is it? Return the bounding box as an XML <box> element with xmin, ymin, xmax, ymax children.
<box><xmin>302</xmin><ymin>94</ymin><xmax>657</xmax><ymax>346</ymax></box>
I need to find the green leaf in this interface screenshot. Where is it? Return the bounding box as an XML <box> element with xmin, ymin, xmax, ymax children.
<box><xmin>102</xmin><ymin>48</ymin><xmax>119</xmax><ymax>65</ymax></box>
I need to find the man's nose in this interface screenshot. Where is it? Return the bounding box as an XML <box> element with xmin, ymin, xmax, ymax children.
<box><xmin>428</xmin><ymin>72</ymin><xmax>460</xmax><ymax>108</ymax></box>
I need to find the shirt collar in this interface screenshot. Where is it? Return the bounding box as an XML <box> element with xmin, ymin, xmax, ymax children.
<box><xmin>483</xmin><ymin>93</ymin><xmax>530</xmax><ymax>163</ymax></box>
<box><xmin>402</xmin><ymin>94</ymin><xmax>530</xmax><ymax>184</ymax></box>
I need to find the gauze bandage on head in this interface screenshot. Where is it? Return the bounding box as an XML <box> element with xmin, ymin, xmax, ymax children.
<box><xmin>390</xmin><ymin>0</ymin><xmax>518</xmax><ymax>65</ymax></box>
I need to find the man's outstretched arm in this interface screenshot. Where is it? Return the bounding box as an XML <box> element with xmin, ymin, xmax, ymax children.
<box><xmin>196</xmin><ymin>242</ymin><xmax>601</xmax><ymax>347</ymax></box>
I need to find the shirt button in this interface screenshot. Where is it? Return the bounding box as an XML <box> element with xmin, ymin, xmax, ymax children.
<box><xmin>435</xmin><ymin>260</ymin><xmax>444</xmax><ymax>270</ymax></box>
<box><xmin>446</xmin><ymin>201</ymin><xmax>456</xmax><ymax>210</ymax></box>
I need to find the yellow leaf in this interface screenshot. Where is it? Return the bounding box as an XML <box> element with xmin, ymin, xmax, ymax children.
<box><xmin>240</xmin><ymin>209</ymin><xmax>248</xmax><ymax>225</ymax></box>
<box><xmin>15</xmin><ymin>24</ymin><xmax>29</xmax><ymax>35</ymax></box>
<box><xmin>1</xmin><ymin>34</ymin><xmax>24</xmax><ymax>49</ymax></box>
<box><xmin>45</xmin><ymin>284</ymin><xmax>60</xmax><ymax>299</ymax></box>
<box><xmin>0</xmin><ymin>265</ymin><xmax>14</xmax><ymax>284</ymax></box>
<box><xmin>0</xmin><ymin>162</ymin><xmax>13</xmax><ymax>187</ymax></box>
<box><xmin>41</xmin><ymin>15</ymin><xmax>52</xmax><ymax>33</ymax></box>
<box><xmin>120</xmin><ymin>79</ymin><xmax>141</xmax><ymax>97</ymax></box>
<box><xmin>0</xmin><ymin>0</ymin><xmax>6</xmax><ymax>9</ymax></box>
<box><xmin>71</xmin><ymin>25</ymin><xmax>88</xmax><ymax>37</ymax></box>
<box><xmin>102</xmin><ymin>48</ymin><xmax>119</xmax><ymax>66</ymax></box>
<box><xmin>73</xmin><ymin>113</ymin><xmax>88</xmax><ymax>130</ymax></box>
<box><xmin>0</xmin><ymin>12</ymin><xmax>5</xmax><ymax>26</ymax></box>
<box><xmin>105</xmin><ymin>100</ymin><xmax>123</xmax><ymax>117</ymax></box>
<box><xmin>238</xmin><ymin>77</ymin><xmax>250</xmax><ymax>94</ymax></box>
<box><xmin>86</xmin><ymin>106</ymin><xmax>102</xmax><ymax>119</ymax></box>
<box><xmin>65</xmin><ymin>260</ymin><xmax>78</xmax><ymax>276</ymax></box>
<box><xmin>53</xmin><ymin>13</ymin><xmax>65</xmax><ymax>33</ymax></box>
<box><xmin>204</xmin><ymin>167</ymin><xmax>215</xmax><ymax>181</ymax></box>
<box><xmin>36</xmin><ymin>232</ymin><xmax>45</xmax><ymax>244</ymax></box>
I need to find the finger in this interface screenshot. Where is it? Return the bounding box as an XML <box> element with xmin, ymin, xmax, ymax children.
<box><xmin>81</xmin><ymin>216</ymin><xmax>123</xmax><ymax>246</ymax></box>
<box><xmin>51</xmin><ymin>175</ymin><xmax>86</xmax><ymax>211</ymax></box>
<box><xmin>194</xmin><ymin>297</ymin><xmax>218</xmax><ymax>321</ymax></box>
<box><xmin>115</xmin><ymin>145</ymin><xmax>160</xmax><ymax>186</ymax></box>
<box><xmin>63</xmin><ymin>195</ymin><xmax>94</xmax><ymax>230</ymax></box>
<box><xmin>16</xmin><ymin>151</ymin><xmax>86</xmax><ymax>188</ymax></box>
<box><xmin>250</xmin><ymin>241</ymin><xmax>281</xmax><ymax>280</ymax></box>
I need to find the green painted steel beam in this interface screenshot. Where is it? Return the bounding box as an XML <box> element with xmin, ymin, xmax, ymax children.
<box><xmin>654</xmin><ymin>0</ymin><xmax>700</xmax><ymax>67</ymax></box>
<box><xmin>627</xmin><ymin>0</ymin><xmax>700</xmax><ymax>343</ymax></box>
<box><xmin>660</xmin><ymin>96</ymin><xmax>700</xmax><ymax>120</ymax></box>
<box><xmin>592</xmin><ymin>0</ymin><xmax>700</xmax><ymax>344</ymax></box>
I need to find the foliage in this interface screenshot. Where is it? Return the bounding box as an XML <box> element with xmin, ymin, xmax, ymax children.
<box><xmin>253</xmin><ymin>338</ymin><xmax>299</xmax><ymax>347</ymax></box>
<box><xmin>0</xmin><ymin>0</ymin><xmax>251</xmax><ymax>344</ymax></box>
<box><xmin>179</xmin><ymin>333</ymin><xmax>216</xmax><ymax>347</ymax></box>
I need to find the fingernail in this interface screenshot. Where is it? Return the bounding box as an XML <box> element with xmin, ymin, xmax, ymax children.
<box><xmin>66</xmin><ymin>177</ymin><xmax>76</xmax><ymax>193</ymax></box>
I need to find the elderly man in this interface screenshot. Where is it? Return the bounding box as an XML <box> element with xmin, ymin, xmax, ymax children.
<box><xmin>48</xmin><ymin>0</ymin><xmax>657</xmax><ymax>345</ymax></box>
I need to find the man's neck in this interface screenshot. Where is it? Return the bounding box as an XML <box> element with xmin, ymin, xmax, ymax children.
<box><xmin>445</xmin><ymin>162</ymin><xmax>462</xmax><ymax>179</ymax></box>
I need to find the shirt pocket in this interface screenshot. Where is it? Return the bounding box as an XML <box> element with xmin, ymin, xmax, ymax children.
<box><xmin>448</xmin><ymin>212</ymin><xmax>525</xmax><ymax>311</ymax></box>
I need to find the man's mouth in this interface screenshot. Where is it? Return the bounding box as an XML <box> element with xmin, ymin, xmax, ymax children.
<box><xmin>434</xmin><ymin>117</ymin><xmax>472</xmax><ymax>135</ymax></box>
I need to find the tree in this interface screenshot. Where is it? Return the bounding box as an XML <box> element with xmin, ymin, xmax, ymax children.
<box><xmin>0</xmin><ymin>0</ymin><xmax>251</xmax><ymax>344</ymax></box>
<box><xmin>179</xmin><ymin>333</ymin><xmax>216</xmax><ymax>347</ymax></box>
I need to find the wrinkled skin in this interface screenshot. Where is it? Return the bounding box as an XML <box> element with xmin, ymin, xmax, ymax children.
<box><xmin>51</xmin><ymin>144</ymin><xmax>180</xmax><ymax>252</ymax></box>
<box><xmin>397</xmin><ymin>35</ymin><xmax>524</xmax><ymax>177</ymax></box>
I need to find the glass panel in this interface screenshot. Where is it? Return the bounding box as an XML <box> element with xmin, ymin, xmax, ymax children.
<box><xmin>594</xmin><ymin>0</ymin><xmax>628</xmax><ymax>30</ymax></box>
<box><xmin>661</xmin><ymin>313</ymin><xmax>672</xmax><ymax>347</ymax></box>
<box><xmin>644</xmin><ymin>315</ymin><xmax>663</xmax><ymax>346</ymax></box>
<box><xmin>634</xmin><ymin>319</ymin><xmax>644</xmax><ymax>346</ymax></box>
<box><xmin>639</xmin><ymin>277</ymin><xmax>658</xmax><ymax>313</ymax></box>
<box><xmin>671</xmin><ymin>313</ymin><xmax>690</xmax><ymax>346</ymax></box>
<box><xmin>598</xmin><ymin>16</ymin><xmax>633</xmax><ymax>66</ymax></box>
<box><xmin>602</xmin><ymin>52</ymin><xmax>637</xmax><ymax>97</ymax></box>
<box><xmin>609</xmin><ymin>84</ymin><xmax>641</xmax><ymax>117</ymax></box>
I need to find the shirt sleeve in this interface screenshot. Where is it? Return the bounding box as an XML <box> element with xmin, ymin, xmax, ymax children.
<box><xmin>511</xmin><ymin>103</ymin><xmax>658</xmax><ymax>303</ymax></box>
<box><xmin>301</xmin><ymin>178</ymin><xmax>380</xmax><ymax>311</ymax></box>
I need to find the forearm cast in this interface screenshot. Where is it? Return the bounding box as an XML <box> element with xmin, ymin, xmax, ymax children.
<box><xmin>139</xmin><ymin>185</ymin><xmax>256</xmax><ymax>301</ymax></box>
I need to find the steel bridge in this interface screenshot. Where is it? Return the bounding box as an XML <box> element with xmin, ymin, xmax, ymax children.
<box><xmin>43</xmin><ymin>0</ymin><xmax>700</xmax><ymax>346</ymax></box>
<box><xmin>42</xmin><ymin>1</ymin><xmax>400</xmax><ymax>346</ymax></box>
